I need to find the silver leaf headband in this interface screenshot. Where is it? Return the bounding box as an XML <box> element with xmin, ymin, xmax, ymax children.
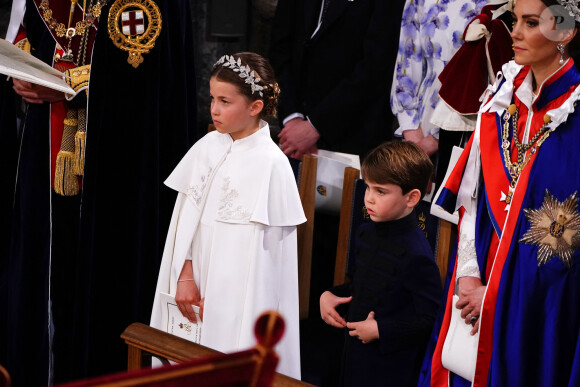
<box><xmin>213</xmin><ymin>55</ymin><xmax>265</xmax><ymax>97</ymax></box>
<box><xmin>558</xmin><ymin>0</ymin><xmax>580</xmax><ymax>23</ymax></box>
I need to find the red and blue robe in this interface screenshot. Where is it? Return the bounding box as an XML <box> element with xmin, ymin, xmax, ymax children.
<box><xmin>423</xmin><ymin>59</ymin><xmax>580</xmax><ymax>386</ymax></box>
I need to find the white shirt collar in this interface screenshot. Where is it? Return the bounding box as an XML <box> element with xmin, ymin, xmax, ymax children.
<box><xmin>515</xmin><ymin>59</ymin><xmax>571</xmax><ymax>109</ymax></box>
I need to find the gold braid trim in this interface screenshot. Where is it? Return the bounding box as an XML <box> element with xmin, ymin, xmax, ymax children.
<box><xmin>15</xmin><ymin>39</ymin><xmax>32</xmax><ymax>54</ymax></box>
<box><xmin>65</xmin><ymin>65</ymin><xmax>91</xmax><ymax>93</ymax></box>
<box><xmin>54</xmin><ymin>109</ymin><xmax>79</xmax><ymax>196</ymax></box>
<box><xmin>73</xmin><ymin>108</ymin><xmax>87</xmax><ymax>175</ymax></box>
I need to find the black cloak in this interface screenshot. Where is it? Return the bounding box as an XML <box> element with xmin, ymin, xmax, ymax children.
<box><xmin>1</xmin><ymin>1</ymin><xmax>198</xmax><ymax>385</ymax></box>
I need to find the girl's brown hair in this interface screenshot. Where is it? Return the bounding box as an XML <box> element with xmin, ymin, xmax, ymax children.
<box><xmin>211</xmin><ymin>52</ymin><xmax>280</xmax><ymax>118</ymax></box>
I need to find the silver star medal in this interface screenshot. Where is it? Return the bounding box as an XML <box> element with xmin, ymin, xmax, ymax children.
<box><xmin>520</xmin><ymin>190</ymin><xmax>580</xmax><ymax>267</ymax></box>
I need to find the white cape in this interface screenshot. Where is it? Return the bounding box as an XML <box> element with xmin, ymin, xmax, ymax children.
<box><xmin>150</xmin><ymin>122</ymin><xmax>306</xmax><ymax>379</ymax></box>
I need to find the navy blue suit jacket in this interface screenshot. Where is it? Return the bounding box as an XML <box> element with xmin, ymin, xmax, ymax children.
<box><xmin>269</xmin><ymin>0</ymin><xmax>405</xmax><ymax>158</ymax></box>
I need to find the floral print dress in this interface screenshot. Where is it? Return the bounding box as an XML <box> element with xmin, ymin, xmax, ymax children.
<box><xmin>390</xmin><ymin>0</ymin><xmax>488</xmax><ymax>138</ymax></box>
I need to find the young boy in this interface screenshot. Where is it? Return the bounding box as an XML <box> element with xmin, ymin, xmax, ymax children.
<box><xmin>320</xmin><ymin>140</ymin><xmax>443</xmax><ymax>386</ymax></box>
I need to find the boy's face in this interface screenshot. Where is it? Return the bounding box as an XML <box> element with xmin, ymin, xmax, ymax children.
<box><xmin>364</xmin><ymin>179</ymin><xmax>413</xmax><ymax>223</ymax></box>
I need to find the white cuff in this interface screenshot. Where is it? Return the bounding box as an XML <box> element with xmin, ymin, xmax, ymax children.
<box><xmin>456</xmin><ymin>211</ymin><xmax>481</xmax><ymax>279</ymax></box>
<box><xmin>282</xmin><ymin>112</ymin><xmax>305</xmax><ymax>126</ymax></box>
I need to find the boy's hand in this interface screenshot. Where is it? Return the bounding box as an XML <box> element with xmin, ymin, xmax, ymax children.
<box><xmin>320</xmin><ymin>291</ymin><xmax>352</xmax><ymax>328</ymax></box>
<box><xmin>346</xmin><ymin>311</ymin><xmax>379</xmax><ymax>344</ymax></box>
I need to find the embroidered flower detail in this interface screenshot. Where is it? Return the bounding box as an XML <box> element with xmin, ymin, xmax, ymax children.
<box><xmin>520</xmin><ymin>190</ymin><xmax>580</xmax><ymax>267</ymax></box>
<box><xmin>217</xmin><ymin>177</ymin><xmax>251</xmax><ymax>221</ymax></box>
<box><xmin>186</xmin><ymin>167</ymin><xmax>212</xmax><ymax>205</ymax></box>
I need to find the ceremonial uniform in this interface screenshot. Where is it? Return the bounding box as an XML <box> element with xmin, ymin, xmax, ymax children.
<box><xmin>150</xmin><ymin>122</ymin><xmax>306</xmax><ymax>379</ymax></box>
<box><xmin>426</xmin><ymin>60</ymin><xmax>580</xmax><ymax>386</ymax></box>
<box><xmin>2</xmin><ymin>0</ymin><xmax>197</xmax><ymax>385</ymax></box>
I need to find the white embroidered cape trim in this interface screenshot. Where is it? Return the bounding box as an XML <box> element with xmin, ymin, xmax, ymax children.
<box><xmin>217</xmin><ymin>177</ymin><xmax>251</xmax><ymax>221</ymax></box>
<box><xmin>186</xmin><ymin>167</ymin><xmax>212</xmax><ymax>206</ymax></box>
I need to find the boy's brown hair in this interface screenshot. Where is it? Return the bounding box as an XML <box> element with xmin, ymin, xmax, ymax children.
<box><xmin>361</xmin><ymin>140</ymin><xmax>433</xmax><ymax>199</ymax></box>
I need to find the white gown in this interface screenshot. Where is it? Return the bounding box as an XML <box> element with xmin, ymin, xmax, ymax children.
<box><xmin>150</xmin><ymin>121</ymin><xmax>306</xmax><ymax>379</ymax></box>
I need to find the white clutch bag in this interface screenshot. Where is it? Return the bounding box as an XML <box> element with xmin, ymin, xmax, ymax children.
<box><xmin>441</xmin><ymin>295</ymin><xmax>479</xmax><ymax>381</ymax></box>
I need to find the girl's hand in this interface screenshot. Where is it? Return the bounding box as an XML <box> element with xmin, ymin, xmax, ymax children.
<box><xmin>346</xmin><ymin>311</ymin><xmax>379</xmax><ymax>344</ymax></box>
<box><xmin>175</xmin><ymin>279</ymin><xmax>201</xmax><ymax>323</ymax></box>
<box><xmin>320</xmin><ymin>291</ymin><xmax>351</xmax><ymax>328</ymax></box>
<box><xmin>175</xmin><ymin>260</ymin><xmax>200</xmax><ymax>323</ymax></box>
<box><xmin>12</xmin><ymin>78</ymin><xmax>66</xmax><ymax>104</ymax></box>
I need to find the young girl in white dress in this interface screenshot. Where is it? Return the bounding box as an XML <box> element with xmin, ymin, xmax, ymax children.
<box><xmin>150</xmin><ymin>52</ymin><xmax>306</xmax><ymax>379</ymax></box>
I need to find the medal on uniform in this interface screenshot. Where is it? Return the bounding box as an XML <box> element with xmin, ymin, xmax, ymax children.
<box><xmin>107</xmin><ymin>0</ymin><xmax>162</xmax><ymax>68</ymax></box>
<box><xmin>520</xmin><ymin>190</ymin><xmax>580</xmax><ymax>267</ymax></box>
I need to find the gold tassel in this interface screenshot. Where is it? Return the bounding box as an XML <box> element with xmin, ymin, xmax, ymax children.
<box><xmin>73</xmin><ymin>131</ymin><xmax>86</xmax><ymax>175</ymax></box>
<box><xmin>54</xmin><ymin>109</ymin><xmax>79</xmax><ymax>196</ymax></box>
<box><xmin>73</xmin><ymin>108</ymin><xmax>87</xmax><ymax>175</ymax></box>
<box><xmin>54</xmin><ymin>151</ymin><xmax>79</xmax><ymax>196</ymax></box>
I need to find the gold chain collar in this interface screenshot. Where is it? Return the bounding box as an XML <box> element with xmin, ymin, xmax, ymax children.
<box><xmin>39</xmin><ymin>0</ymin><xmax>105</xmax><ymax>38</ymax></box>
<box><xmin>500</xmin><ymin>103</ymin><xmax>553</xmax><ymax>205</ymax></box>
<box><xmin>39</xmin><ymin>0</ymin><xmax>107</xmax><ymax>64</ymax></box>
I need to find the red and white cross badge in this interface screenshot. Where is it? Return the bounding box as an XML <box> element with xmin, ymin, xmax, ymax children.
<box><xmin>121</xmin><ymin>10</ymin><xmax>145</xmax><ymax>36</ymax></box>
<box><xmin>108</xmin><ymin>0</ymin><xmax>162</xmax><ymax>68</ymax></box>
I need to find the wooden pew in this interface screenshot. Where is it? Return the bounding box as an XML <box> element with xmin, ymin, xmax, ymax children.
<box><xmin>57</xmin><ymin>312</ymin><xmax>313</xmax><ymax>387</ymax></box>
<box><xmin>434</xmin><ymin>219</ymin><xmax>457</xmax><ymax>285</ymax></box>
<box><xmin>118</xmin><ymin>323</ymin><xmax>311</xmax><ymax>386</ymax></box>
<box><xmin>333</xmin><ymin>167</ymin><xmax>362</xmax><ymax>286</ymax></box>
<box><xmin>296</xmin><ymin>154</ymin><xmax>317</xmax><ymax>319</ymax></box>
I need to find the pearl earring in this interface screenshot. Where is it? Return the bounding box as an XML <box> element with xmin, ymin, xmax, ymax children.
<box><xmin>557</xmin><ymin>43</ymin><xmax>565</xmax><ymax>65</ymax></box>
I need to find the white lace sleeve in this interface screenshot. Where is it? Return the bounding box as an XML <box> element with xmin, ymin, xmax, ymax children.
<box><xmin>456</xmin><ymin>207</ymin><xmax>481</xmax><ymax>279</ymax></box>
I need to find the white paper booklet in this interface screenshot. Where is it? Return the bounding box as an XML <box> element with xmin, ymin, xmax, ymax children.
<box><xmin>159</xmin><ymin>292</ymin><xmax>202</xmax><ymax>344</ymax></box>
<box><xmin>314</xmin><ymin>149</ymin><xmax>361</xmax><ymax>214</ymax></box>
<box><xmin>430</xmin><ymin>146</ymin><xmax>462</xmax><ymax>224</ymax></box>
<box><xmin>317</xmin><ymin>149</ymin><xmax>361</xmax><ymax>170</ymax></box>
<box><xmin>0</xmin><ymin>38</ymin><xmax>75</xmax><ymax>94</ymax></box>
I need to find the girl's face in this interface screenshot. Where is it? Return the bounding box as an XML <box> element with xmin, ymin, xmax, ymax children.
<box><xmin>511</xmin><ymin>0</ymin><xmax>572</xmax><ymax>72</ymax></box>
<box><xmin>210</xmin><ymin>76</ymin><xmax>262</xmax><ymax>141</ymax></box>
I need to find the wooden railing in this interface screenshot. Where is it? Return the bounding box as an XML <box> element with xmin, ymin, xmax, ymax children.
<box><xmin>121</xmin><ymin>322</ymin><xmax>314</xmax><ymax>387</ymax></box>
